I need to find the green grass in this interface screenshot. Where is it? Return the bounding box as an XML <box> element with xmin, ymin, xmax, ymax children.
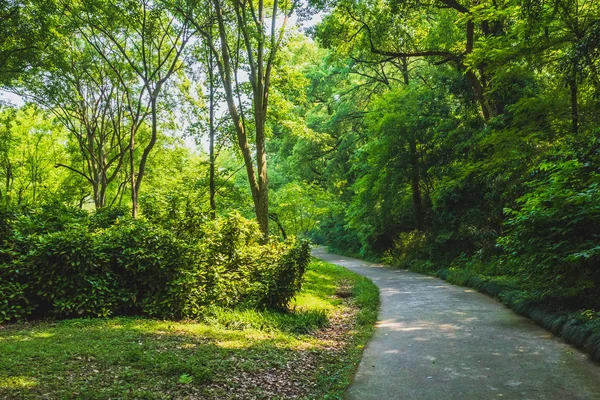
<box><xmin>0</xmin><ymin>258</ymin><xmax>379</xmax><ymax>399</ymax></box>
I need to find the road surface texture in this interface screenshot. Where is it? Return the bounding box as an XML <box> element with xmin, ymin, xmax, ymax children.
<box><xmin>312</xmin><ymin>247</ymin><xmax>600</xmax><ymax>400</ymax></box>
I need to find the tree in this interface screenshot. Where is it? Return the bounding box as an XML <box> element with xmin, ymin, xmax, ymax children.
<box><xmin>181</xmin><ymin>0</ymin><xmax>298</xmax><ymax>237</ymax></box>
<box><xmin>20</xmin><ymin>37</ymin><xmax>130</xmax><ymax>209</ymax></box>
<box><xmin>519</xmin><ymin>0</ymin><xmax>600</xmax><ymax>135</ymax></box>
<box><xmin>0</xmin><ymin>0</ymin><xmax>57</xmax><ymax>84</ymax></box>
<box><xmin>65</xmin><ymin>0</ymin><xmax>195</xmax><ymax>217</ymax></box>
<box><xmin>316</xmin><ymin>0</ymin><xmax>507</xmax><ymax>121</ymax></box>
<box><xmin>0</xmin><ymin>105</ymin><xmax>68</xmax><ymax>206</ymax></box>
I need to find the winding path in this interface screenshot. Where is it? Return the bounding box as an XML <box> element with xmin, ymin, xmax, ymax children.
<box><xmin>313</xmin><ymin>247</ymin><xmax>600</xmax><ymax>400</ymax></box>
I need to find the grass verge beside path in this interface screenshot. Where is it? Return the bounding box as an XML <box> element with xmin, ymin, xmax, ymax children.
<box><xmin>0</xmin><ymin>258</ymin><xmax>379</xmax><ymax>400</ymax></box>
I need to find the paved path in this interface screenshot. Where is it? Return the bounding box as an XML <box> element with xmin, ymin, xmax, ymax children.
<box><xmin>313</xmin><ymin>247</ymin><xmax>600</xmax><ymax>400</ymax></box>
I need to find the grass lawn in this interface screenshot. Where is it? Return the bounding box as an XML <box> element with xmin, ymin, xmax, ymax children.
<box><xmin>0</xmin><ymin>259</ymin><xmax>379</xmax><ymax>399</ymax></box>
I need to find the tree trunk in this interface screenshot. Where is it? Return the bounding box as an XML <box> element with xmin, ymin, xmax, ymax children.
<box><xmin>208</xmin><ymin>20</ymin><xmax>216</xmax><ymax>220</ymax></box>
<box><xmin>209</xmin><ymin>85</ymin><xmax>216</xmax><ymax>219</ymax></box>
<box><xmin>401</xmin><ymin>57</ymin><xmax>409</xmax><ymax>86</ymax></box>
<box><xmin>269</xmin><ymin>213</ymin><xmax>287</xmax><ymax>240</ymax></box>
<box><xmin>5</xmin><ymin>161</ymin><xmax>12</xmax><ymax>205</ymax></box>
<box><xmin>255</xmin><ymin>118</ymin><xmax>269</xmax><ymax>236</ymax></box>
<box><xmin>399</xmin><ymin>57</ymin><xmax>423</xmax><ymax>230</ymax></box>
<box><xmin>465</xmin><ymin>19</ymin><xmax>492</xmax><ymax>121</ymax></box>
<box><xmin>132</xmin><ymin>95</ymin><xmax>159</xmax><ymax>218</ymax></box>
<box><xmin>93</xmin><ymin>184</ymin><xmax>100</xmax><ymax>209</ymax></box>
<box><xmin>99</xmin><ymin>174</ymin><xmax>107</xmax><ymax>209</ymax></box>
<box><xmin>130</xmin><ymin>125</ymin><xmax>137</xmax><ymax>218</ymax></box>
<box><xmin>570</xmin><ymin>73</ymin><xmax>579</xmax><ymax>135</ymax></box>
<box><xmin>409</xmin><ymin>138</ymin><xmax>424</xmax><ymax>231</ymax></box>
<box><xmin>211</xmin><ymin>0</ymin><xmax>269</xmax><ymax>238</ymax></box>
<box><xmin>255</xmin><ymin>182</ymin><xmax>269</xmax><ymax>237</ymax></box>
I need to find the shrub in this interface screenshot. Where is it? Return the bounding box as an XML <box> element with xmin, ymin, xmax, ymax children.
<box><xmin>0</xmin><ymin>268</ymin><xmax>33</xmax><ymax>321</ymax></box>
<box><xmin>24</xmin><ymin>226</ymin><xmax>119</xmax><ymax>318</ymax></box>
<box><xmin>0</xmin><ymin>206</ymin><xmax>33</xmax><ymax>321</ymax></box>
<box><xmin>1</xmin><ymin>211</ymin><xmax>311</xmax><ymax>321</ymax></box>
<box><xmin>99</xmin><ymin>219</ymin><xmax>200</xmax><ymax>319</ymax></box>
<box><xmin>197</xmin><ymin>214</ymin><xmax>265</xmax><ymax>308</ymax></box>
<box><xmin>0</xmin><ymin>207</ymin><xmax>15</xmax><ymax>249</ymax></box>
<box><xmin>88</xmin><ymin>206</ymin><xmax>130</xmax><ymax>229</ymax></box>
<box><xmin>198</xmin><ymin>213</ymin><xmax>311</xmax><ymax>310</ymax></box>
<box><xmin>499</xmin><ymin>159</ymin><xmax>600</xmax><ymax>291</ymax></box>
<box><xmin>255</xmin><ymin>239</ymin><xmax>311</xmax><ymax>310</ymax></box>
<box><xmin>382</xmin><ymin>230</ymin><xmax>429</xmax><ymax>268</ymax></box>
<box><xmin>12</xmin><ymin>203</ymin><xmax>88</xmax><ymax>237</ymax></box>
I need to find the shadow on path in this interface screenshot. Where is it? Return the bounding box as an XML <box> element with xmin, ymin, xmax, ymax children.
<box><xmin>313</xmin><ymin>247</ymin><xmax>600</xmax><ymax>400</ymax></box>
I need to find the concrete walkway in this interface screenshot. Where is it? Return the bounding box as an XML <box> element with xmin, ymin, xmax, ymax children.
<box><xmin>313</xmin><ymin>247</ymin><xmax>600</xmax><ymax>400</ymax></box>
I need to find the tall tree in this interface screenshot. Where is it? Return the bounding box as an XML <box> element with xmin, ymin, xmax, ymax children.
<box><xmin>64</xmin><ymin>0</ymin><xmax>195</xmax><ymax>217</ymax></box>
<box><xmin>182</xmin><ymin>0</ymin><xmax>298</xmax><ymax>237</ymax></box>
<box><xmin>19</xmin><ymin>38</ymin><xmax>131</xmax><ymax>209</ymax></box>
<box><xmin>0</xmin><ymin>106</ymin><xmax>68</xmax><ymax>206</ymax></box>
<box><xmin>316</xmin><ymin>0</ymin><xmax>500</xmax><ymax>120</ymax></box>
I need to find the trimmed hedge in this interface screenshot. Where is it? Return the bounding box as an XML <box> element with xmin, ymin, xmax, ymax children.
<box><xmin>0</xmin><ymin>209</ymin><xmax>311</xmax><ymax>321</ymax></box>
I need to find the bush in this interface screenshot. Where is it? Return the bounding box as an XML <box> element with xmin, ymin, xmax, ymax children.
<box><xmin>198</xmin><ymin>213</ymin><xmax>311</xmax><ymax>310</ymax></box>
<box><xmin>499</xmin><ymin>159</ymin><xmax>600</xmax><ymax>292</ymax></box>
<box><xmin>88</xmin><ymin>205</ymin><xmax>130</xmax><ymax>229</ymax></box>
<box><xmin>99</xmin><ymin>219</ymin><xmax>200</xmax><ymax>319</ymax></box>
<box><xmin>258</xmin><ymin>239</ymin><xmax>311</xmax><ymax>310</ymax></box>
<box><xmin>25</xmin><ymin>226</ymin><xmax>119</xmax><ymax>318</ymax></box>
<box><xmin>0</xmin><ymin>210</ymin><xmax>311</xmax><ymax>321</ymax></box>
<box><xmin>382</xmin><ymin>230</ymin><xmax>429</xmax><ymax>268</ymax></box>
<box><xmin>0</xmin><ymin>269</ymin><xmax>33</xmax><ymax>321</ymax></box>
<box><xmin>0</xmin><ymin>206</ymin><xmax>32</xmax><ymax>321</ymax></box>
<box><xmin>12</xmin><ymin>203</ymin><xmax>88</xmax><ymax>237</ymax></box>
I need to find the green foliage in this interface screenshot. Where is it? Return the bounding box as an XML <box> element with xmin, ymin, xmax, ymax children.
<box><xmin>271</xmin><ymin>181</ymin><xmax>334</xmax><ymax>238</ymax></box>
<box><xmin>258</xmin><ymin>239</ymin><xmax>311</xmax><ymax>310</ymax></box>
<box><xmin>26</xmin><ymin>226</ymin><xmax>118</xmax><ymax>318</ymax></box>
<box><xmin>267</xmin><ymin>0</ymin><xmax>600</xmax><ymax>365</ymax></box>
<box><xmin>0</xmin><ymin>209</ymin><xmax>311</xmax><ymax>321</ymax></box>
<box><xmin>0</xmin><ymin>106</ymin><xmax>72</xmax><ymax>207</ymax></box>
<box><xmin>0</xmin><ymin>273</ymin><xmax>33</xmax><ymax>322</ymax></box>
<box><xmin>499</xmin><ymin>159</ymin><xmax>600</xmax><ymax>290</ymax></box>
<box><xmin>0</xmin><ymin>0</ymin><xmax>58</xmax><ymax>84</ymax></box>
<box><xmin>198</xmin><ymin>213</ymin><xmax>311</xmax><ymax>310</ymax></box>
<box><xmin>88</xmin><ymin>205</ymin><xmax>130</xmax><ymax>229</ymax></box>
<box><xmin>97</xmin><ymin>219</ymin><xmax>199</xmax><ymax>319</ymax></box>
<box><xmin>2</xmin><ymin>0</ymin><xmax>600</xmax><ymax>369</ymax></box>
<box><xmin>12</xmin><ymin>203</ymin><xmax>88</xmax><ymax>237</ymax></box>
<box><xmin>382</xmin><ymin>230</ymin><xmax>429</xmax><ymax>268</ymax></box>
<box><xmin>0</xmin><ymin>259</ymin><xmax>379</xmax><ymax>399</ymax></box>
<box><xmin>287</xmin><ymin>1</ymin><xmax>600</xmax><ymax>341</ymax></box>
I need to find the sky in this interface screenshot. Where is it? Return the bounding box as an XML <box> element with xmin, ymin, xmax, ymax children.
<box><xmin>0</xmin><ymin>90</ymin><xmax>24</xmax><ymax>107</ymax></box>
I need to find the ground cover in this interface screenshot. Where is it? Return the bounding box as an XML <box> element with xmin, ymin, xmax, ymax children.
<box><xmin>0</xmin><ymin>259</ymin><xmax>379</xmax><ymax>399</ymax></box>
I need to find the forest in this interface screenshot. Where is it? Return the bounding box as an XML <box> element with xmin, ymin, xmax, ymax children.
<box><xmin>1</xmin><ymin>0</ymin><xmax>600</xmax><ymax>397</ymax></box>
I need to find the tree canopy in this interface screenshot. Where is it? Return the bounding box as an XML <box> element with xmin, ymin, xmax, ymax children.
<box><xmin>1</xmin><ymin>0</ymin><xmax>600</xmax><ymax>334</ymax></box>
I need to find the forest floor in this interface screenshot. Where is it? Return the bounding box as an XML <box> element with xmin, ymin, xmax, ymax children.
<box><xmin>0</xmin><ymin>259</ymin><xmax>378</xmax><ymax>400</ymax></box>
<box><xmin>313</xmin><ymin>247</ymin><xmax>600</xmax><ymax>400</ymax></box>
